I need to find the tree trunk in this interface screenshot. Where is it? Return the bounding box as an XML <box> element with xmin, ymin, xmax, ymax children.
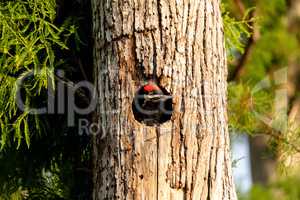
<box><xmin>249</xmin><ymin>135</ymin><xmax>277</xmax><ymax>184</ymax></box>
<box><xmin>91</xmin><ymin>0</ymin><xmax>237</xmax><ymax>199</ymax></box>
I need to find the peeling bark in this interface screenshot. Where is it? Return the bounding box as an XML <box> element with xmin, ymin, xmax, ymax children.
<box><xmin>91</xmin><ymin>0</ymin><xmax>237</xmax><ymax>199</ymax></box>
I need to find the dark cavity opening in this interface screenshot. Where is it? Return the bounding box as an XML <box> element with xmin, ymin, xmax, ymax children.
<box><xmin>132</xmin><ymin>84</ymin><xmax>173</xmax><ymax>126</ymax></box>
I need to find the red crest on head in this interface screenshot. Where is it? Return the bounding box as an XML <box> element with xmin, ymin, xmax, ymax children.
<box><xmin>143</xmin><ymin>84</ymin><xmax>159</xmax><ymax>92</ymax></box>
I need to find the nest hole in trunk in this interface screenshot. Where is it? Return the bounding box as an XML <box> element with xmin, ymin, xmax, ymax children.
<box><xmin>132</xmin><ymin>85</ymin><xmax>173</xmax><ymax>126</ymax></box>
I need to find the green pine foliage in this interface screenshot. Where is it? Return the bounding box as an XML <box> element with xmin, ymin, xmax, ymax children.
<box><xmin>222</xmin><ymin>4</ymin><xmax>253</xmax><ymax>59</ymax></box>
<box><xmin>227</xmin><ymin>0</ymin><xmax>300</xmax><ymax>134</ymax></box>
<box><xmin>227</xmin><ymin>0</ymin><xmax>300</xmax><ymax>198</ymax></box>
<box><xmin>228</xmin><ymin>82</ymin><xmax>274</xmax><ymax>134</ymax></box>
<box><xmin>0</xmin><ymin>0</ymin><xmax>76</xmax><ymax>149</ymax></box>
<box><xmin>0</xmin><ymin>0</ymin><xmax>87</xmax><ymax>199</ymax></box>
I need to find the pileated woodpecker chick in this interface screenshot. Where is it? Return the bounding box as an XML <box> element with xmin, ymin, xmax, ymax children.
<box><xmin>132</xmin><ymin>83</ymin><xmax>172</xmax><ymax>125</ymax></box>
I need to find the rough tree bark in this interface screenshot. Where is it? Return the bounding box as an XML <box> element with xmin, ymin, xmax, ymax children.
<box><xmin>91</xmin><ymin>0</ymin><xmax>237</xmax><ymax>199</ymax></box>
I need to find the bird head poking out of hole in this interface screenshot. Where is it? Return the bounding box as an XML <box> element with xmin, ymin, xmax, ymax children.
<box><xmin>132</xmin><ymin>82</ymin><xmax>173</xmax><ymax>126</ymax></box>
